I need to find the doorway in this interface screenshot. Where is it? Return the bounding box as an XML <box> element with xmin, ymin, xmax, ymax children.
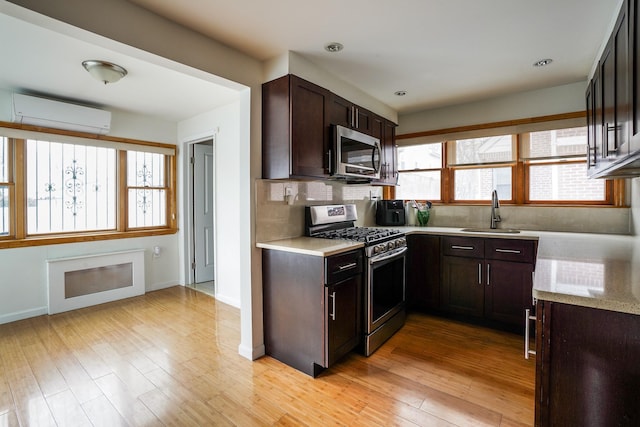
<box><xmin>191</xmin><ymin>139</ymin><xmax>215</xmax><ymax>296</ymax></box>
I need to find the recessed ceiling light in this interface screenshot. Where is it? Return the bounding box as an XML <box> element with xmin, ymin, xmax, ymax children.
<box><xmin>533</xmin><ymin>58</ymin><xmax>553</xmax><ymax>67</ymax></box>
<box><xmin>324</xmin><ymin>42</ymin><xmax>344</xmax><ymax>53</ymax></box>
<box><xmin>394</xmin><ymin>90</ymin><xmax>407</xmax><ymax>96</ymax></box>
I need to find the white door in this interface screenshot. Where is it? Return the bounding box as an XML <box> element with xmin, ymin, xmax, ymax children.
<box><xmin>193</xmin><ymin>142</ymin><xmax>215</xmax><ymax>283</ymax></box>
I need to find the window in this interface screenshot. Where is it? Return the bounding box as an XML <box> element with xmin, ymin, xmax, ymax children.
<box><xmin>449</xmin><ymin>135</ymin><xmax>515</xmax><ymax>202</ymax></box>
<box><xmin>26</xmin><ymin>139</ymin><xmax>116</xmax><ymax>234</ymax></box>
<box><xmin>127</xmin><ymin>151</ymin><xmax>167</xmax><ymax>228</ymax></box>
<box><xmin>522</xmin><ymin>128</ymin><xmax>607</xmax><ymax>203</ymax></box>
<box><xmin>394</xmin><ymin>124</ymin><xmax>615</xmax><ymax>206</ymax></box>
<box><xmin>396</xmin><ymin>143</ymin><xmax>443</xmax><ymax>200</ymax></box>
<box><xmin>0</xmin><ymin>124</ymin><xmax>176</xmax><ymax>248</ymax></box>
<box><xmin>0</xmin><ymin>137</ymin><xmax>10</xmax><ymax>236</ymax></box>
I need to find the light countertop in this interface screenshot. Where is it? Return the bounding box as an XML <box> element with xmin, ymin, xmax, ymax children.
<box><xmin>257</xmin><ymin>237</ymin><xmax>363</xmax><ymax>257</ymax></box>
<box><xmin>257</xmin><ymin>227</ymin><xmax>640</xmax><ymax>315</ymax></box>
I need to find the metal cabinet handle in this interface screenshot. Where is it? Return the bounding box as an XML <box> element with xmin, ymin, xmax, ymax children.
<box><xmin>452</xmin><ymin>245</ymin><xmax>474</xmax><ymax>250</ymax></box>
<box><xmin>495</xmin><ymin>248</ymin><xmax>521</xmax><ymax>254</ymax></box>
<box><xmin>525</xmin><ymin>308</ymin><xmax>536</xmax><ymax>359</ymax></box>
<box><xmin>327</xmin><ymin>149</ymin><xmax>332</xmax><ymax>174</ymax></box>
<box><xmin>478</xmin><ymin>263</ymin><xmax>482</xmax><ymax>285</ymax></box>
<box><xmin>338</xmin><ymin>262</ymin><xmax>357</xmax><ymax>271</ymax></box>
<box><xmin>330</xmin><ymin>291</ymin><xmax>336</xmax><ymax>321</ymax></box>
<box><xmin>487</xmin><ymin>264</ymin><xmax>490</xmax><ymax>285</ymax></box>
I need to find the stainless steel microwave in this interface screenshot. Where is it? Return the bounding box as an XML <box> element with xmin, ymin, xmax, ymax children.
<box><xmin>332</xmin><ymin>124</ymin><xmax>381</xmax><ymax>180</ymax></box>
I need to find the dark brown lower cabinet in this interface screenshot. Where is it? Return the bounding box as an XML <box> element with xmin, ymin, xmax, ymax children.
<box><xmin>263</xmin><ymin>249</ymin><xmax>362</xmax><ymax>377</ymax></box>
<box><xmin>440</xmin><ymin>255</ymin><xmax>485</xmax><ymax>317</ymax></box>
<box><xmin>535</xmin><ymin>301</ymin><xmax>640</xmax><ymax>426</ymax></box>
<box><xmin>406</xmin><ymin>235</ymin><xmax>440</xmax><ymax>310</ymax></box>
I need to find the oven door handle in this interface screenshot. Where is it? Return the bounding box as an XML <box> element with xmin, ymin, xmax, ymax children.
<box><xmin>369</xmin><ymin>246</ymin><xmax>407</xmax><ymax>264</ymax></box>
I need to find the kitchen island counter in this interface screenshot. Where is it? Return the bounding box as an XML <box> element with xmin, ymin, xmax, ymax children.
<box><xmin>530</xmin><ymin>231</ymin><xmax>640</xmax><ymax>315</ymax></box>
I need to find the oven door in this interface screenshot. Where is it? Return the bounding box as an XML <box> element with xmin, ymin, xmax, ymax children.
<box><xmin>366</xmin><ymin>246</ymin><xmax>407</xmax><ymax>334</ymax></box>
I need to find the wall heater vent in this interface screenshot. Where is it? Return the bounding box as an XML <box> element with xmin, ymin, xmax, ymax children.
<box><xmin>47</xmin><ymin>250</ymin><xmax>145</xmax><ymax>314</ymax></box>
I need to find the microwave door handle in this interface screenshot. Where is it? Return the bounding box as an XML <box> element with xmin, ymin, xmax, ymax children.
<box><xmin>372</xmin><ymin>145</ymin><xmax>381</xmax><ymax>173</ymax></box>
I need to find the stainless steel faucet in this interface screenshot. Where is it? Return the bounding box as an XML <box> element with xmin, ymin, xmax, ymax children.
<box><xmin>490</xmin><ymin>189</ymin><xmax>501</xmax><ymax>229</ymax></box>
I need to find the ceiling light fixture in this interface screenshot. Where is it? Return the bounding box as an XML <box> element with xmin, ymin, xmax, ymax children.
<box><xmin>533</xmin><ymin>58</ymin><xmax>553</xmax><ymax>67</ymax></box>
<box><xmin>324</xmin><ymin>42</ymin><xmax>344</xmax><ymax>53</ymax></box>
<box><xmin>394</xmin><ymin>90</ymin><xmax>407</xmax><ymax>96</ymax></box>
<box><xmin>82</xmin><ymin>60</ymin><xmax>128</xmax><ymax>84</ymax></box>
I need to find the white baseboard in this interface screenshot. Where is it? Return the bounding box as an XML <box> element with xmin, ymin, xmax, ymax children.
<box><xmin>147</xmin><ymin>281</ymin><xmax>178</xmax><ymax>292</ymax></box>
<box><xmin>214</xmin><ymin>293</ymin><xmax>240</xmax><ymax>309</ymax></box>
<box><xmin>0</xmin><ymin>306</ymin><xmax>48</xmax><ymax>325</ymax></box>
<box><xmin>238</xmin><ymin>343</ymin><xmax>265</xmax><ymax>361</ymax></box>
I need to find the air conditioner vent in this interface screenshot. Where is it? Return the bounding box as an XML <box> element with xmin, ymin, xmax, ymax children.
<box><xmin>12</xmin><ymin>93</ymin><xmax>111</xmax><ymax>135</ymax></box>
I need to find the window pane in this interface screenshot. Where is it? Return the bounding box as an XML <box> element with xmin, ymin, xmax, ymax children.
<box><xmin>454</xmin><ymin>167</ymin><xmax>512</xmax><ymax>200</ymax></box>
<box><xmin>0</xmin><ymin>186</ymin><xmax>8</xmax><ymax>236</ymax></box>
<box><xmin>397</xmin><ymin>143</ymin><xmax>442</xmax><ymax>170</ymax></box>
<box><xmin>529</xmin><ymin>163</ymin><xmax>605</xmax><ymax>201</ymax></box>
<box><xmin>127</xmin><ymin>151</ymin><xmax>165</xmax><ymax>187</ymax></box>
<box><xmin>128</xmin><ymin>189</ymin><xmax>166</xmax><ymax>227</ymax></box>
<box><xmin>26</xmin><ymin>140</ymin><xmax>116</xmax><ymax>234</ymax></box>
<box><xmin>127</xmin><ymin>151</ymin><xmax>166</xmax><ymax>228</ymax></box>
<box><xmin>0</xmin><ymin>137</ymin><xmax>7</xmax><ymax>182</ymax></box>
<box><xmin>452</xmin><ymin>135</ymin><xmax>513</xmax><ymax>165</ymax></box>
<box><xmin>396</xmin><ymin>171</ymin><xmax>441</xmax><ymax>200</ymax></box>
<box><xmin>525</xmin><ymin>127</ymin><xmax>587</xmax><ymax>159</ymax></box>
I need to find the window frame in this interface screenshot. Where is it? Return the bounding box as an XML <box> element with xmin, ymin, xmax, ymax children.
<box><xmin>0</xmin><ymin>121</ymin><xmax>177</xmax><ymax>249</ymax></box>
<box><xmin>393</xmin><ymin>113</ymin><xmax>620</xmax><ymax>207</ymax></box>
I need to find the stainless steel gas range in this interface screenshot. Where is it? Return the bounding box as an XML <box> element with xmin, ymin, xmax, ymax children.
<box><xmin>306</xmin><ymin>204</ymin><xmax>407</xmax><ymax>356</ymax></box>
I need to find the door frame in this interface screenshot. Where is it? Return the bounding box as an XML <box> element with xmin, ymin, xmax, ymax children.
<box><xmin>183</xmin><ymin>135</ymin><xmax>218</xmax><ymax>290</ymax></box>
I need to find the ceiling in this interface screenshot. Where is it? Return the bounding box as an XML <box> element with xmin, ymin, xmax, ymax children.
<box><xmin>128</xmin><ymin>0</ymin><xmax>619</xmax><ymax>113</ymax></box>
<box><xmin>0</xmin><ymin>0</ymin><xmax>621</xmax><ymax>123</ymax></box>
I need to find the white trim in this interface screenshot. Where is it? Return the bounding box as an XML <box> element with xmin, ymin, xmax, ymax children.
<box><xmin>0</xmin><ymin>306</ymin><xmax>48</xmax><ymax>325</ymax></box>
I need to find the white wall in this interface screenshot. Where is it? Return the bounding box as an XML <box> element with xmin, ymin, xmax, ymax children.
<box><xmin>398</xmin><ymin>81</ymin><xmax>587</xmax><ymax>135</ymax></box>
<box><xmin>178</xmin><ymin>101</ymin><xmax>243</xmax><ymax>308</ymax></box>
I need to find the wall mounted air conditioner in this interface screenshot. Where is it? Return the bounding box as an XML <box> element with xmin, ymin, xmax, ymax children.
<box><xmin>12</xmin><ymin>93</ymin><xmax>111</xmax><ymax>135</ymax></box>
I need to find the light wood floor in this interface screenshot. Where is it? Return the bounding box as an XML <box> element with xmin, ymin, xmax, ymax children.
<box><xmin>0</xmin><ymin>286</ymin><xmax>535</xmax><ymax>426</ymax></box>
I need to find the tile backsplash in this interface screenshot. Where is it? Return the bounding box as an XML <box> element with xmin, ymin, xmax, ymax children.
<box><xmin>255</xmin><ymin>179</ymin><xmax>633</xmax><ymax>242</ymax></box>
<box><xmin>256</xmin><ymin>179</ymin><xmax>382</xmax><ymax>242</ymax></box>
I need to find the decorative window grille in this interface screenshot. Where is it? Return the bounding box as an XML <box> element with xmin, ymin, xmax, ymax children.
<box><xmin>127</xmin><ymin>151</ymin><xmax>167</xmax><ymax>228</ymax></box>
<box><xmin>26</xmin><ymin>139</ymin><xmax>116</xmax><ymax>234</ymax></box>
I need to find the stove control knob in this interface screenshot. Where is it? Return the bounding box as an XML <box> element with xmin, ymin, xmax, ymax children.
<box><xmin>377</xmin><ymin>244</ymin><xmax>386</xmax><ymax>254</ymax></box>
<box><xmin>372</xmin><ymin>245</ymin><xmax>380</xmax><ymax>255</ymax></box>
<box><xmin>387</xmin><ymin>241</ymin><xmax>395</xmax><ymax>250</ymax></box>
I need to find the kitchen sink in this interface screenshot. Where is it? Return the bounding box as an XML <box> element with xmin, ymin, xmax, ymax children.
<box><xmin>461</xmin><ymin>228</ymin><xmax>521</xmax><ymax>234</ymax></box>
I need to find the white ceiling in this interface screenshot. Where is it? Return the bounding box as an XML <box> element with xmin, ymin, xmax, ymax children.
<box><xmin>0</xmin><ymin>0</ymin><xmax>622</xmax><ymax>123</ymax></box>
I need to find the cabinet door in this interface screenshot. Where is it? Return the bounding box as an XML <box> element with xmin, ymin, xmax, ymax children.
<box><xmin>586</xmin><ymin>80</ymin><xmax>597</xmax><ymax>171</ymax></box>
<box><xmin>329</xmin><ymin>94</ymin><xmax>371</xmax><ymax>133</ymax></box>
<box><xmin>330</xmin><ymin>94</ymin><xmax>354</xmax><ymax>128</ymax></box>
<box><xmin>290</xmin><ymin>76</ymin><xmax>331</xmax><ymax>178</ymax></box>
<box><xmin>536</xmin><ymin>301</ymin><xmax>640</xmax><ymax>426</ymax></box>
<box><xmin>384</xmin><ymin>120</ymin><xmax>397</xmax><ymax>184</ymax></box>
<box><xmin>406</xmin><ymin>235</ymin><xmax>441</xmax><ymax>310</ymax></box>
<box><xmin>440</xmin><ymin>255</ymin><xmax>484</xmax><ymax>317</ymax></box>
<box><xmin>601</xmin><ymin>5</ymin><xmax>630</xmax><ymax>163</ymax></box>
<box><xmin>326</xmin><ymin>276</ymin><xmax>361</xmax><ymax>367</ymax></box>
<box><xmin>483</xmin><ymin>259</ymin><xmax>533</xmax><ymax>327</ymax></box>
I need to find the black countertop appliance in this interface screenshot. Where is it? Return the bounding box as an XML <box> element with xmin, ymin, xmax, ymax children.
<box><xmin>376</xmin><ymin>200</ymin><xmax>406</xmax><ymax>226</ymax></box>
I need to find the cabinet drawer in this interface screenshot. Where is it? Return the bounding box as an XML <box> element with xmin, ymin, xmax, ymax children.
<box><xmin>485</xmin><ymin>238</ymin><xmax>536</xmax><ymax>263</ymax></box>
<box><xmin>442</xmin><ymin>236</ymin><xmax>484</xmax><ymax>258</ymax></box>
<box><xmin>325</xmin><ymin>250</ymin><xmax>363</xmax><ymax>285</ymax></box>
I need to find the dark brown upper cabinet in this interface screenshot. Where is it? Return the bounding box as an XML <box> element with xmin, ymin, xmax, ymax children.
<box><xmin>262</xmin><ymin>74</ymin><xmax>332</xmax><ymax>179</ymax></box>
